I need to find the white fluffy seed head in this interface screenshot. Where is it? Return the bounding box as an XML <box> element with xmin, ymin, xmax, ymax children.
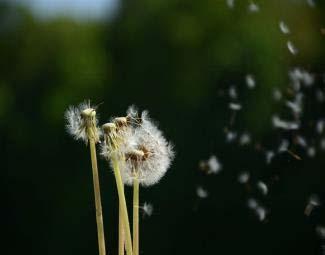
<box><xmin>118</xmin><ymin>107</ymin><xmax>174</xmax><ymax>187</ymax></box>
<box><xmin>65</xmin><ymin>101</ymin><xmax>101</xmax><ymax>144</ymax></box>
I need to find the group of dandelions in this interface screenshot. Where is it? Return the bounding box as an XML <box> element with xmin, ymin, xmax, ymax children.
<box><xmin>65</xmin><ymin>101</ymin><xmax>174</xmax><ymax>255</ymax></box>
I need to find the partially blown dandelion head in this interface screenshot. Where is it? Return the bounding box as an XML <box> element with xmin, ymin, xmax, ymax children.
<box><xmin>101</xmin><ymin>106</ymin><xmax>174</xmax><ymax>187</ymax></box>
<box><xmin>65</xmin><ymin>101</ymin><xmax>101</xmax><ymax>144</ymax></box>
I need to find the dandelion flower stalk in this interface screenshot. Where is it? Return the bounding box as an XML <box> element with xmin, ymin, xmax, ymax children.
<box><xmin>132</xmin><ymin>173</ymin><xmax>139</xmax><ymax>255</ymax></box>
<box><xmin>118</xmin><ymin>194</ymin><xmax>125</xmax><ymax>255</ymax></box>
<box><xmin>111</xmin><ymin>154</ymin><xmax>133</xmax><ymax>255</ymax></box>
<box><xmin>65</xmin><ymin>102</ymin><xmax>106</xmax><ymax>255</ymax></box>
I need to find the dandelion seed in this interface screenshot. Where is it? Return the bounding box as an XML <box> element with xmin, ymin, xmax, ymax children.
<box><xmin>248</xmin><ymin>2</ymin><xmax>259</xmax><ymax>12</ymax></box>
<box><xmin>305</xmin><ymin>194</ymin><xmax>320</xmax><ymax>216</ymax></box>
<box><xmin>289</xmin><ymin>68</ymin><xmax>314</xmax><ymax>88</ymax></box>
<box><xmin>142</xmin><ymin>202</ymin><xmax>154</xmax><ymax>217</ymax></box>
<box><xmin>229</xmin><ymin>103</ymin><xmax>242</xmax><ymax>111</ymax></box>
<box><xmin>226</xmin><ymin>0</ymin><xmax>235</xmax><ymax>8</ymax></box>
<box><xmin>316</xmin><ymin>120</ymin><xmax>324</xmax><ymax>134</ymax></box>
<box><xmin>295</xmin><ymin>135</ymin><xmax>307</xmax><ymax>148</ymax></box>
<box><xmin>320</xmin><ymin>138</ymin><xmax>325</xmax><ymax>150</ymax></box>
<box><xmin>316</xmin><ymin>226</ymin><xmax>325</xmax><ymax>239</ymax></box>
<box><xmin>247</xmin><ymin>198</ymin><xmax>258</xmax><ymax>210</ymax></box>
<box><xmin>278</xmin><ymin>139</ymin><xmax>289</xmax><ymax>152</ymax></box>
<box><xmin>266</xmin><ymin>150</ymin><xmax>275</xmax><ymax>164</ymax></box>
<box><xmin>285</xmin><ymin>100</ymin><xmax>302</xmax><ymax>115</ymax></box>
<box><xmin>287</xmin><ymin>40</ymin><xmax>298</xmax><ymax>55</ymax></box>
<box><xmin>208</xmin><ymin>155</ymin><xmax>222</xmax><ymax>174</ymax></box>
<box><xmin>238</xmin><ymin>171</ymin><xmax>250</xmax><ymax>184</ymax></box>
<box><xmin>255</xmin><ymin>206</ymin><xmax>267</xmax><ymax>221</ymax></box>
<box><xmin>196</xmin><ymin>186</ymin><xmax>208</xmax><ymax>199</ymax></box>
<box><xmin>307</xmin><ymin>0</ymin><xmax>316</xmax><ymax>7</ymax></box>
<box><xmin>272</xmin><ymin>115</ymin><xmax>300</xmax><ymax>130</ymax></box>
<box><xmin>279</xmin><ymin>20</ymin><xmax>290</xmax><ymax>34</ymax></box>
<box><xmin>273</xmin><ymin>88</ymin><xmax>282</xmax><ymax>101</ymax></box>
<box><xmin>307</xmin><ymin>146</ymin><xmax>316</xmax><ymax>158</ymax></box>
<box><xmin>316</xmin><ymin>89</ymin><xmax>325</xmax><ymax>102</ymax></box>
<box><xmin>226</xmin><ymin>130</ymin><xmax>237</xmax><ymax>143</ymax></box>
<box><xmin>239</xmin><ymin>132</ymin><xmax>251</xmax><ymax>145</ymax></box>
<box><xmin>257</xmin><ymin>181</ymin><xmax>268</xmax><ymax>195</ymax></box>
<box><xmin>246</xmin><ymin>74</ymin><xmax>256</xmax><ymax>89</ymax></box>
<box><xmin>229</xmin><ymin>86</ymin><xmax>238</xmax><ymax>99</ymax></box>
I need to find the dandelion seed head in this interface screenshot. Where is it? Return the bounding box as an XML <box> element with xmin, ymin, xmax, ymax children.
<box><xmin>278</xmin><ymin>139</ymin><xmax>289</xmax><ymax>152</ymax></box>
<box><xmin>229</xmin><ymin>86</ymin><xmax>238</xmax><ymax>99</ymax></box>
<box><xmin>226</xmin><ymin>130</ymin><xmax>237</xmax><ymax>143</ymax></box>
<box><xmin>65</xmin><ymin>101</ymin><xmax>101</xmax><ymax>144</ymax></box>
<box><xmin>295</xmin><ymin>135</ymin><xmax>308</xmax><ymax>148</ymax></box>
<box><xmin>120</xmin><ymin>108</ymin><xmax>174</xmax><ymax>186</ymax></box>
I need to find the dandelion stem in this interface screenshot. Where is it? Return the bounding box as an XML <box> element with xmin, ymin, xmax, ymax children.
<box><xmin>89</xmin><ymin>138</ymin><xmax>106</xmax><ymax>255</ymax></box>
<box><xmin>133</xmin><ymin>176</ymin><xmax>139</xmax><ymax>255</ymax></box>
<box><xmin>119</xmin><ymin>198</ymin><xmax>125</xmax><ymax>255</ymax></box>
<box><xmin>112</xmin><ymin>155</ymin><xmax>133</xmax><ymax>255</ymax></box>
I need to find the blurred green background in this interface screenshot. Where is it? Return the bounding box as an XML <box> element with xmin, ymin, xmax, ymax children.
<box><xmin>2</xmin><ymin>0</ymin><xmax>325</xmax><ymax>254</ymax></box>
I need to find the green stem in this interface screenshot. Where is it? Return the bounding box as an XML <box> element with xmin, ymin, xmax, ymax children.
<box><xmin>119</xmin><ymin>198</ymin><xmax>125</xmax><ymax>255</ymax></box>
<box><xmin>133</xmin><ymin>177</ymin><xmax>139</xmax><ymax>255</ymax></box>
<box><xmin>112</xmin><ymin>155</ymin><xmax>133</xmax><ymax>255</ymax></box>
<box><xmin>89</xmin><ymin>138</ymin><xmax>106</xmax><ymax>255</ymax></box>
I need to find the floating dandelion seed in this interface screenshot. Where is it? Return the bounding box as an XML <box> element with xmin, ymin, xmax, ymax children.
<box><xmin>142</xmin><ymin>202</ymin><xmax>154</xmax><ymax>217</ymax></box>
<box><xmin>247</xmin><ymin>198</ymin><xmax>258</xmax><ymax>210</ymax></box>
<box><xmin>248</xmin><ymin>2</ymin><xmax>259</xmax><ymax>12</ymax></box>
<box><xmin>316</xmin><ymin>226</ymin><xmax>325</xmax><ymax>239</ymax></box>
<box><xmin>289</xmin><ymin>68</ymin><xmax>314</xmax><ymax>88</ymax></box>
<box><xmin>287</xmin><ymin>41</ymin><xmax>298</xmax><ymax>55</ymax></box>
<box><xmin>257</xmin><ymin>181</ymin><xmax>268</xmax><ymax>195</ymax></box>
<box><xmin>316</xmin><ymin>120</ymin><xmax>324</xmax><ymax>134</ymax></box>
<box><xmin>307</xmin><ymin>146</ymin><xmax>316</xmax><ymax>158</ymax></box>
<box><xmin>255</xmin><ymin>206</ymin><xmax>267</xmax><ymax>221</ymax></box>
<box><xmin>226</xmin><ymin>130</ymin><xmax>237</xmax><ymax>143</ymax></box>
<box><xmin>239</xmin><ymin>132</ymin><xmax>251</xmax><ymax>146</ymax></box>
<box><xmin>278</xmin><ymin>139</ymin><xmax>289</xmax><ymax>152</ymax></box>
<box><xmin>272</xmin><ymin>88</ymin><xmax>282</xmax><ymax>101</ymax></box>
<box><xmin>316</xmin><ymin>89</ymin><xmax>325</xmax><ymax>102</ymax></box>
<box><xmin>245</xmin><ymin>74</ymin><xmax>256</xmax><ymax>89</ymax></box>
<box><xmin>305</xmin><ymin>194</ymin><xmax>320</xmax><ymax>216</ymax></box>
<box><xmin>320</xmin><ymin>138</ymin><xmax>325</xmax><ymax>150</ymax></box>
<box><xmin>226</xmin><ymin>0</ymin><xmax>235</xmax><ymax>8</ymax></box>
<box><xmin>266</xmin><ymin>151</ymin><xmax>275</xmax><ymax>164</ymax></box>
<box><xmin>229</xmin><ymin>86</ymin><xmax>238</xmax><ymax>99</ymax></box>
<box><xmin>285</xmin><ymin>100</ymin><xmax>302</xmax><ymax>115</ymax></box>
<box><xmin>295</xmin><ymin>135</ymin><xmax>307</xmax><ymax>148</ymax></box>
<box><xmin>199</xmin><ymin>155</ymin><xmax>222</xmax><ymax>175</ymax></box>
<box><xmin>238</xmin><ymin>171</ymin><xmax>250</xmax><ymax>184</ymax></box>
<box><xmin>307</xmin><ymin>0</ymin><xmax>316</xmax><ymax>7</ymax></box>
<box><xmin>279</xmin><ymin>20</ymin><xmax>290</xmax><ymax>34</ymax></box>
<box><xmin>272</xmin><ymin>115</ymin><xmax>300</xmax><ymax>130</ymax></box>
<box><xmin>229</xmin><ymin>103</ymin><xmax>242</xmax><ymax>111</ymax></box>
<box><xmin>196</xmin><ymin>186</ymin><xmax>208</xmax><ymax>199</ymax></box>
